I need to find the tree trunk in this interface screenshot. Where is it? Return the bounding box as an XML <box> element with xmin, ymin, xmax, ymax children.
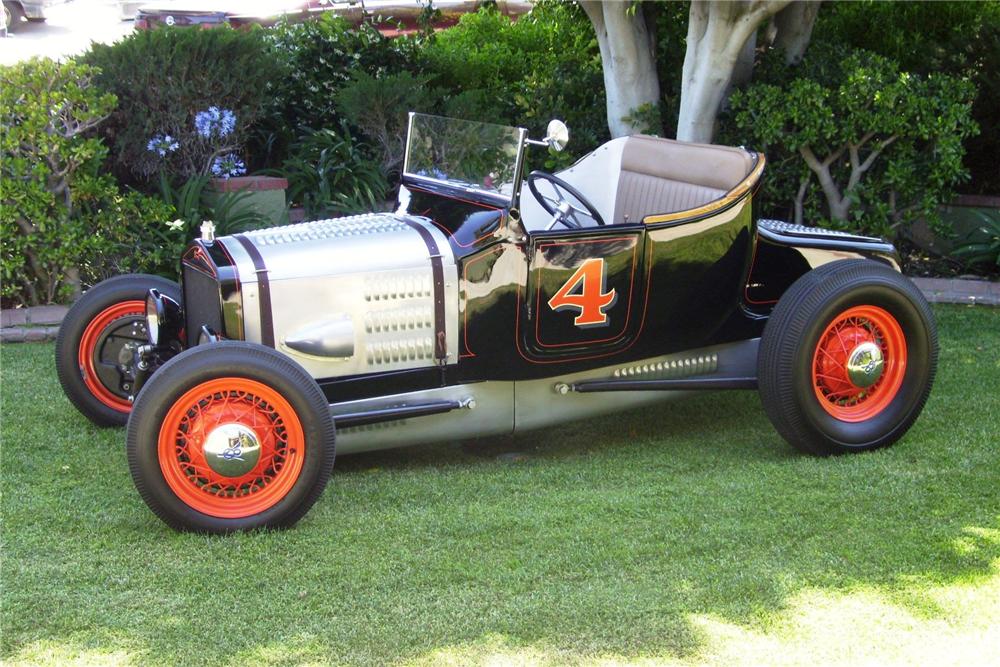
<box><xmin>771</xmin><ymin>0</ymin><xmax>821</xmax><ymax>65</ymax></box>
<box><xmin>64</xmin><ymin>266</ymin><xmax>82</xmax><ymax>302</ymax></box>
<box><xmin>730</xmin><ymin>29</ymin><xmax>758</xmax><ymax>90</ymax></box>
<box><xmin>580</xmin><ymin>1</ymin><xmax>661</xmax><ymax>138</ymax></box>
<box><xmin>677</xmin><ymin>0</ymin><xmax>791</xmax><ymax>144</ymax></box>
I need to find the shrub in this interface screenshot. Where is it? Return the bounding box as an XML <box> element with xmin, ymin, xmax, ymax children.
<box><xmin>335</xmin><ymin>70</ymin><xmax>437</xmax><ymax>177</ymax></box>
<box><xmin>951</xmin><ymin>209</ymin><xmax>1000</xmax><ymax>271</ymax></box>
<box><xmin>267</xmin><ymin>124</ymin><xmax>389</xmax><ymax>219</ymax></box>
<box><xmin>263</xmin><ymin>15</ymin><xmax>421</xmax><ymax>148</ymax></box>
<box><xmin>420</xmin><ymin>2</ymin><xmax>607</xmax><ymax>166</ymax></box>
<box><xmin>729</xmin><ymin>46</ymin><xmax>978</xmax><ymax>239</ymax></box>
<box><xmin>812</xmin><ymin>0</ymin><xmax>1000</xmax><ymax>195</ymax></box>
<box><xmin>0</xmin><ymin>58</ymin><xmax>119</xmax><ymax>306</ymax></box>
<box><xmin>142</xmin><ymin>174</ymin><xmax>274</xmax><ymax>278</ymax></box>
<box><xmin>81</xmin><ymin>27</ymin><xmax>286</xmax><ymax>184</ymax></box>
<box><xmin>80</xmin><ymin>189</ymin><xmax>179</xmax><ymax>282</ymax></box>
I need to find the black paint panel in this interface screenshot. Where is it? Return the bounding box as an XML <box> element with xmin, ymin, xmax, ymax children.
<box><xmin>402</xmin><ymin>185</ymin><xmax>506</xmax><ymax>255</ymax></box>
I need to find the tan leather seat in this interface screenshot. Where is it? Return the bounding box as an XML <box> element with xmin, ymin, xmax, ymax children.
<box><xmin>613</xmin><ymin>135</ymin><xmax>755</xmax><ymax>224</ymax></box>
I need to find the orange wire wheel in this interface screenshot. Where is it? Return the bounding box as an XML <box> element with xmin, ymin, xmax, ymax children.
<box><xmin>77</xmin><ymin>300</ymin><xmax>146</xmax><ymax>412</ymax></box>
<box><xmin>811</xmin><ymin>305</ymin><xmax>908</xmax><ymax>422</ymax></box>
<box><xmin>157</xmin><ymin>378</ymin><xmax>306</xmax><ymax>518</ymax></box>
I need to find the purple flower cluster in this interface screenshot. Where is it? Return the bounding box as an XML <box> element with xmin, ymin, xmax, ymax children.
<box><xmin>146</xmin><ymin>134</ymin><xmax>180</xmax><ymax>157</ymax></box>
<box><xmin>211</xmin><ymin>153</ymin><xmax>247</xmax><ymax>179</ymax></box>
<box><xmin>194</xmin><ymin>107</ymin><xmax>237</xmax><ymax>139</ymax></box>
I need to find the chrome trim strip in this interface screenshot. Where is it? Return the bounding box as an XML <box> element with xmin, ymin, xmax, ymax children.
<box><xmin>512</xmin><ymin>126</ymin><xmax>528</xmax><ymax>205</ymax></box>
<box><xmin>403</xmin><ymin>111</ymin><xmax>415</xmax><ymax>175</ymax></box>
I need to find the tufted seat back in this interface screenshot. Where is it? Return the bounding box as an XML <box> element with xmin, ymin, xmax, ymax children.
<box><xmin>613</xmin><ymin>135</ymin><xmax>755</xmax><ymax>224</ymax></box>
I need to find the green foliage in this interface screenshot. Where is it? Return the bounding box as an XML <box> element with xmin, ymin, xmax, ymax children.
<box><xmin>815</xmin><ymin>0</ymin><xmax>999</xmax><ymax>76</ymax></box>
<box><xmin>266</xmin><ymin>126</ymin><xmax>389</xmax><ymax>219</ymax></box>
<box><xmin>420</xmin><ymin>2</ymin><xmax>607</xmax><ymax>169</ymax></box>
<box><xmin>649</xmin><ymin>0</ymin><xmax>691</xmax><ymax>139</ymax></box>
<box><xmin>729</xmin><ymin>46</ymin><xmax>978</xmax><ymax>238</ymax></box>
<box><xmin>335</xmin><ymin>70</ymin><xmax>437</xmax><ymax>177</ymax></box>
<box><xmin>263</xmin><ymin>15</ymin><xmax>421</xmax><ymax>147</ymax></box>
<box><xmin>143</xmin><ymin>173</ymin><xmax>272</xmax><ymax>277</ymax></box>
<box><xmin>80</xmin><ymin>188</ymin><xmax>179</xmax><ymax>282</ymax></box>
<box><xmin>80</xmin><ymin>27</ymin><xmax>285</xmax><ymax>183</ymax></box>
<box><xmin>622</xmin><ymin>103</ymin><xmax>663</xmax><ymax>137</ymax></box>
<box><xmin>0</xmin><ymin>58</ymin><xmax>120</xmax><ymax>306</ymax></box>
<box><xmin>952</xmin><ymin>209</ymin><xmax>1000</xmax><ymax>269</ymax></box>
<box><xmin>813</xmin><ymin>0</ymin><xmax>1000</xmax><ymax>195</ymax></box>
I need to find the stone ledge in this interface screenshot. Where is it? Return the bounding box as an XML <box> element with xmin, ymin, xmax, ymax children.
<box><xmin>909</xmin><ymin>277</ymin><xmax>1000</xmax><ymax>306</ymax></box>
<box><xmin>1</xmin><ymin>304</ymin><xmax>68</xmax><ymax>327</ymax></box>
<box><xmin>1</xmin><ymin>325</ymin><xmax>61</xmax><ymax>343</ymax></box>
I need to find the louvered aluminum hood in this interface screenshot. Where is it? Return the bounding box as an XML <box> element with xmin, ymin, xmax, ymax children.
<box><xmin>217</xmin><ymin>213</ymin><xmax>458</xmax><ymax>379</ymax></box>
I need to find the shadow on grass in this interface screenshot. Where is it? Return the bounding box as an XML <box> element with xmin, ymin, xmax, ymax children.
<box><xmin>3</xmin><ymin>304</ymin><xmax>999</xmax><ymax>665</ymax></box>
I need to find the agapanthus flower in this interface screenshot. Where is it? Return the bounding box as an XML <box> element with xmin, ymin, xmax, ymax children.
<box><xmin>211</xmin><ymin>153</ymin><xmax>246</xmax><ymax>179</ymax></box>
<box><xmin>146</xmin><ymin>134</ymin><xmax>180</xmax><ymax>156</ymax></box>
<box><xmin>195</xmin><ymin>106</ymin><xmax>237</xmax><ymax>138</ymax></box>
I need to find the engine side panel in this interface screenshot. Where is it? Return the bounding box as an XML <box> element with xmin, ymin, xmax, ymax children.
<box><xmin>217</xmin><ymin>213</ymin><xmax>459</xmax><ymax>379</ymax></box>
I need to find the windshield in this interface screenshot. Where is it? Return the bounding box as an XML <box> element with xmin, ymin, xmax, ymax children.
<box><xmin>403</xmin><ymin>113</ymin><xmax>526</xmax><ymax>202</ymax></box>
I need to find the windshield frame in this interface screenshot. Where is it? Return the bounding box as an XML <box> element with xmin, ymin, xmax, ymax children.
<box><xmin>401</xmin><ymin>112</ymin><xmax>528</xmax><ymax>209</ymax></box>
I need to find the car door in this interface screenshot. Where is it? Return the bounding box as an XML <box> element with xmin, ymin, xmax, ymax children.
<box><xmin>518</xmin><ymin>224</ymin><xmax>648</xmax><ymax>363</ymax></box>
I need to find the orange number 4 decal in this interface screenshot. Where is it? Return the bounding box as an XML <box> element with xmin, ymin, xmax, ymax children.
<box><xmin>547</xmin><ymin>258</ymin><xmax>617</xmax><ymax>327</ymax></box>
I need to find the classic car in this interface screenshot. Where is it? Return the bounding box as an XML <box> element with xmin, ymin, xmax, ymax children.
<box><xmin>55</xmin><ymin>113</ymin><xmax>938</xmax><ymax>533</ymax></box>
<box><xmin>2</xmin><ymin>0</ymin><xmax>62</xmax><ymax>31</ymax></box>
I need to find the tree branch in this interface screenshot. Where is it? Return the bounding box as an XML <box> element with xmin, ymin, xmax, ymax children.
<box><xmin>822</xmin><ymin>144</ymin><xmax>847</xmax><ymax>168</ymax></box>
<box><xmin>858</xmin><ymin>135</ymin><xmax>898</xmax><ymax>174</ymax></box>
<box><xmin>800</xmin><ymin>144</ymin><xmax>847</xmax><ymax>220</ymax></box>
<box><xmin>794</xmin><ymin>175</ymin><xmax>810</xmax><ymax>225</ymax></box>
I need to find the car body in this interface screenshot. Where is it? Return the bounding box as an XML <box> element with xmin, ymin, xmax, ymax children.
<box><xmin>132</xmin><ymin>0</ymin><xmax>531</xmax><ymax>33</ymax></box>
<box><xmin>57</xmin><ymin>113</ymin><xmax>938</xmax><ymax>532</ymax></box>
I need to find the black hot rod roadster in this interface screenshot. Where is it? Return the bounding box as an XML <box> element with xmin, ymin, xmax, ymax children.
<box><xmin>56</xmin><ymin>113</ymin><xmax>937</xmax><ymax>532</ymax></box>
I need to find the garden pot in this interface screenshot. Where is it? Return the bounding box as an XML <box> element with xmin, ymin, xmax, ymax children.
<box><xmin>207</xmin><ymin>176</ymin><xmax>288</xmax><ymax>227</ymax></box>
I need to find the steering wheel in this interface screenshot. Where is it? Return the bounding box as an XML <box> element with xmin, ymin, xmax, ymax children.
<box><xmin>527</xmin><ymin>170</ymin><xmax>606</xmax><ymax>230</ymax></box>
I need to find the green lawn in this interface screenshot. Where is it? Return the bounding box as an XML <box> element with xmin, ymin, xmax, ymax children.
<box><xmin>2</xmin><ymin>304</ymin><xmax>998</xmax><ymax>666</ymax></box>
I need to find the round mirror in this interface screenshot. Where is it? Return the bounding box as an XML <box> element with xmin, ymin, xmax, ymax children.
<box><xmin>545</xmin><ymin>119</ymin><xmax>569</xmax><ymax>152</ymax></box>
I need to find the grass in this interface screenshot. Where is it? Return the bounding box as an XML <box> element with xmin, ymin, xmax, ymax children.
<box><xmin>2</xmin><ymin>304</ymin><xmax>998</xmax><ymax>666</ymax></box>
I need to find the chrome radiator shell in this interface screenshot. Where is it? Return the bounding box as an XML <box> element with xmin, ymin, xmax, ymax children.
<box><xmin>218</xmin><ymin>213</ymin><xmax>458</xmax><ymax>379</ymax></box>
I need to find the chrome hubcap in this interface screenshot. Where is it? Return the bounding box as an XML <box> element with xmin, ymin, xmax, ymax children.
<box><xmin>845</xmin><ymin>342</ymin><xmax>884</xmax><ymax>388</ymax></box>
<box><xmin>203</xmin><ymin>423</ymin><xmax>261</xmax><ymax>477</ymax></box>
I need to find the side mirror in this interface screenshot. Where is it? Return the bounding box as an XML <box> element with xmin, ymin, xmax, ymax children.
<box><xmin>545</xmin><ymin>119</ymin><xmax>569</xmax><ymax>152</ymax></box>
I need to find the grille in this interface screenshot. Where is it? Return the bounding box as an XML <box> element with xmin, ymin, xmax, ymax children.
<box><xmin>183</xmin><ymin>265</ymin><xmax>223</xmax><ymax>341</ymax></box>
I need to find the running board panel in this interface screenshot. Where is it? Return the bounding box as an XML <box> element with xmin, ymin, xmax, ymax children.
<box><xmin>334</xmin><ymin>399</ymin><xmax>468</xmax><ymax>428</ymax></box>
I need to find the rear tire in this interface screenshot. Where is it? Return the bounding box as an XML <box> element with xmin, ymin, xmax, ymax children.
<box><xmin>55</xmin><ymin>274</ymin><xmax>181</xmax><ymax>427</ymax></box>
<box><xmin>758</xmin><ymin>259</ymin><xmax>937</xmax><ymax>456</ymax></box>
<box><xmin>126</xmin><ymin>342</ymin><xmax>336</xmax><ymax>533</ymax></box>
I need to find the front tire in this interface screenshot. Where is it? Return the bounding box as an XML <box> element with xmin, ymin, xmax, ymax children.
<box><xmin>758</xmin><ymin>259</ymin><xmax>937</xmax><ymax>456</ymax></box>
<box><xmin>126</xmin><ymin>342</ymin><xmax>336</xmax><ymax>533</ymax></box>
<box><xmin>55</xmin><ymin>274</ymin><xmax>181</xmax><ymax>427</ymax></box>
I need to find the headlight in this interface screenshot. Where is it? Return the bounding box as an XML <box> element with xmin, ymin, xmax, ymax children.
<box><xmin>145</xmin><ymin>289</ymin><xmax>183</xmax><ymax>346</ymax></box>
<box><xmin>145</xmin><ymin>289</ymin><xmax>164</xmax><ymax>345</ymax></box>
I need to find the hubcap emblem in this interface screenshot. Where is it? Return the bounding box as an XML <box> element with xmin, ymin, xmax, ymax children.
<box><xmin>846</xmin><ymin>341</ymin><xmax>885</xmax><ymax>388</ymax></box>
<box><xmin>203</xmin><ymin>423</ymin><xmax>261</xmax><ymax>477</ymax></box>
